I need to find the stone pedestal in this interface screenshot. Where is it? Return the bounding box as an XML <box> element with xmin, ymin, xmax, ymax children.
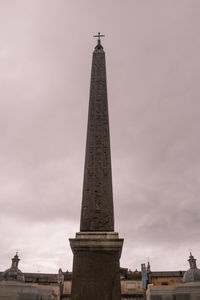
<box><xmin>70</xmin><ymin>232</ymin><xmax>123</xmax><ymax>300</ymax></box>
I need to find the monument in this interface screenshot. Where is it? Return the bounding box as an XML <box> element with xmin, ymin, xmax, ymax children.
<box><xmin>69</xmin><ymin>33</ymin><xmax>123</xmax><ymax>300</ymax></box>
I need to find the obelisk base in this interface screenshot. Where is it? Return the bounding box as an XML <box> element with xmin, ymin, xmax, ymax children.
<box><xmin>70</xmin><ymin>232</ymin><xmax>123</xmax><ymax>300</ymax></box>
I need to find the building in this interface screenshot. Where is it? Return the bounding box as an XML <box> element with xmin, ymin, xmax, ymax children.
<box><xmin>146</xmin><ymin>253</ymin><xmax>200</xmax><ymax>300</ymax></box>
<box><xmin>2</xmin><ymin>252</ymin><xmax>200</xmax><ymax>299</ymax></box>
<box><xmin>148</xmin><ymin>271</ymin><xmax>184</xmax><ymax>286</ymax></box>
<box><xmin>0</xmin><ymin>253</ymin><xmax>145</xmax><ymax>300</ymax></box>
<box><xmin>0</xmin><ymin>253</ymin><xmax>60</xmax><ymax>299</ymax></box>
<box><xmin>120</xmin><ymin>268</ymin><xmax>144</xmax><ymax>300</ymax></box>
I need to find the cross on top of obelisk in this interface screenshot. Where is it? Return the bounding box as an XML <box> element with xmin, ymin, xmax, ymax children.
<box><xmin>93</xmin><ymin>32</ymin><xmax>105</xmax><ymax>49</ymax></box>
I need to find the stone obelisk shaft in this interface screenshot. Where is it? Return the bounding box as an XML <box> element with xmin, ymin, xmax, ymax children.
<box><xmin>70</xmin><ymin>39</ymin><xmax>123</xmax><ymax>300</ymax></box>
<box><xmin>80</xmin><ymin>46</ymin><xmax>114</xmax><ymax>232</ymax></box>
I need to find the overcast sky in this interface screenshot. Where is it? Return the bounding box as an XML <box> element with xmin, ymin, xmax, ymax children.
<box><xmin>0</xmin><ymin>0</ymin><xmax>200</xmax><ymax>274</ymax></box>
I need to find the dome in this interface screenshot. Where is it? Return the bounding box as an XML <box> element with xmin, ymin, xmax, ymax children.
<box><xmin>1</xmin><ymin>253</ymin><xmax>25</xmax><ymax>282</ymax></box>
<box><xmin>183</xmin><ymin>268</ymin><xmax>200</xmax><ymax>283</ymax></box>
<box><xmin>183</xmin><ymin>253</ymin><xmax>200</xmax><ymax>283</ymax></box>
<box><xmin>2</xmin><ymin>267</ymin><xmax>25</xmax><ymax>282</ymax></box>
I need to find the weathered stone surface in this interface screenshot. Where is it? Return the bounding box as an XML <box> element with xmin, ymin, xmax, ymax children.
<box><xmin>176</xmin><ymin>294</ymin><xmax>190</xmax><ymax>300</ymax></box>
<box><xmin>70</xmin><ymin>234</ymin><xmax>122</xmax><ymax>300</ymax></box>
<box><xmin>70</xmin><ymin>233</ymin><xmax>123</xmax><ymax>300</ymax></box>
<box><xmin>146</xmin><ymin>281</ymin><xmax>200</xmax><ymax>300</ymax></box>
<box><xmin>0</xmin><ymin>281</ymin><xmax>58</xmax><ymax>299</ymax></box>
<box><xmin>151</xmin><ymin>296</ymin><xmax>162</xmax><ymax>300</ymax></box>
<box><xmin>70</xmin><ymin>232</ymin><xmax>123</xmax><ymax>254</ymax></box>
<box><xmin>80</xmin><ymin>47</ymin><xmax>114</xmax><ymax>232</ymax></box>
<box><xmin>70</xmin><ymin>41</ymin><xmax>123</xmax><ymax>300</ymax></box>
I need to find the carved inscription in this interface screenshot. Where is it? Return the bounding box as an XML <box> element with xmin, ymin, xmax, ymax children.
<box><xmin>80</xmin><ymin>50</ymin><xmax>114</xmax><ymax>232</ymax></box>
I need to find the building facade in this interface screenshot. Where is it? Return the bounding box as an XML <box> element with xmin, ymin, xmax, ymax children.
<box><xmin>146</xmin><ymin>253</ymin><xmax>200</xmax><ymax>300</ymax></box>
<box><xmin>0</xmin><ymin>254</ymin><xmax>144</xmax><ymax>300</ymax></box>
<box><xmin>1</xmin><ymin>253</ymin><xmax>200</xmax><ymax>299</ymax></box>
<box><xmin>0</xmin><ymin>253</ymin><xmax>61</xmax><ymax>299</ymax></box>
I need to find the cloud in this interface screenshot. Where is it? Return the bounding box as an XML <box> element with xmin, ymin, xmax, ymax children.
<box><xmin>0</xmin><ymin>216</ymin><xmax>75</xmax><ymax>273</ymax></box>
<box><xmin>0</xmin><ymin>0</ymin><xmax>200</xmax><ymax>273</ymax></box>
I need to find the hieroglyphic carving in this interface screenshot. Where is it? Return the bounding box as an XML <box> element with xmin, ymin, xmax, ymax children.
<box><xmin>80</xmin><ymin>49</ymin><xmax>114</xmax><ymax>232</ymax></box>
<box><xmin>91</xmin><ymin>211</ymin><xmax>112</xmax><ymax>230</ymax></box>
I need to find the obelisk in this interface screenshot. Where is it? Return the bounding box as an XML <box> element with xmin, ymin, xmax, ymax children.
<box><xmin>70</xmin><ymin>33</ymin><xmax>123</xmax><ymax>300</ymax></box>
